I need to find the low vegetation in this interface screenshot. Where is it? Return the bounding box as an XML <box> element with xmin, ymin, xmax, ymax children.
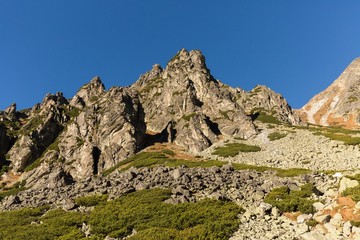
<box><xmin>342</xmin><ymin>174</ymin><xmax>360</xmax><ymax>202</ymax></box>
<box><xmin>213</xmin><ymin>143</ymin><xmax>261</xmax><ymax>157</ymax></box>
<box><xmin>264</xmin><ymin>183</ymin><xmax>316</xmax><ymax>214</ymax></box>
<box><xmin>254</xmin><ymin>112</ymin><xmax>282</xmax><ymax>124</ymax></box>
<box><xmin>103</xmin><ymin>150</ymin><xmax>310</xmax><ymax>178</ymax></box>
<box><xmin>74</xmin><ymin>194</ymin><xmax>108</xmax><ymax>207</ymax></box>
<box><xmin>102</xmin><ymin>151</ymin><xmax>226</xmax><ymax>176</ymax></box>
<box><xmin>0</xmin><ymin>188</ymin><xmax>242</xmax><ymax>240</ymax></box>
<box><xmin>232</xmin><ymin>163</ymin><xmax>310</xmax><ymax>177</ymax></box>
<box><xmin>268</xmin><ymin>132</ymin><xmax>287</xmax><ymax>141</ymax></box>
<box><xmin>312</xmin><ymin>126</ymin><xmax>360</xmax><ymax>145</ymax></box>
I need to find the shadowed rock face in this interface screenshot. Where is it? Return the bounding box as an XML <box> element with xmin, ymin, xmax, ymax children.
<box><xmin>298</xmin><ymin>58</ymin><xmax>360</xmax><ymax>129</ymax></box>
<box><xmin>0</xmin><ymin>49</ymin><xmax>302</xmax><ymax>183</ymax></box>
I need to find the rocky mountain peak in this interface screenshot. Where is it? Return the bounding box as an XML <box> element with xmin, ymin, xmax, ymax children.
<box><xmin>4</xmin><ymin>103</ymin><xmax>16</xmax><ymax>117</ymax></box>
<box><xmin>298</xmin><ymin>57</ymin><xmax>360</xmax><ymax>129</ymax></box>
<box><xmin>165</xmin><ymin>49</ymin><xmax>210</xmax><ymax>76</ymax></box>
<box><xmin>42</xmin><ymin>92</ymin><xmax>68</xmax><ymax>108</ymax></box>
<box><xmin>70</xmin><ymin>76</ymin><xmax>105</xmax><ymax>108</ymax></box>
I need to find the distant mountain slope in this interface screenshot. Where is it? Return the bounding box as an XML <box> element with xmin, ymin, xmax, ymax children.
<box><xmin>298</xmin><ymin>58</ymin><xmax>360</xmax><ymax>129</ymax></box>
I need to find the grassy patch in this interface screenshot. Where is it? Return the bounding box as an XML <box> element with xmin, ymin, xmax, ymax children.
<box><xmin>102</xmin><ymin>151</ymin><xmax>226</xmax><ymax>176</ymax></box>
<box><xmin>268</xmin><ymin>132</ymin><xmax>287</xmax><ymax>141</ymax></box>
<box><xmin>342</xmin><ymin>176</ymin><xmax>360</xmax><ymax>202</ymax></box>
<box><xmin>232</xmin><ymin>164</ymin><xmax>310</xmax><ymax>177</ymax></box>
<box><xmin>312</xmin><ymin>126</ymin><xmax>360</xmax><ymax>145</ymax></box>
<box><xmin>313</xmin><ymin>131</ymin><xmax>360</xmax><ymax>145</ymax></box>
<box><xmin>275</xmin><ymin>168</ymin><xmax>311</xmax><ymax>177</ymax></box>
<box><xmin>75</xmin><ymin>194</ymin><xmax>108</xmax><ymax>207</ymax></box>
<box><xmin>0</xmin><ymin>189</ymin><xmax>242</xmax><ymax>240</ymax></box>
<box><xmin>213</xmin><ymin>143</ymin><xmax>261</xmax><ymax>157</ymax></box>
<box><xmin>254</xmin><ymin>112</ymin><xmax>281</xmax><ymax>124</ymax></box>
<box><xmin>89</xmin><ymin>189</ymin><xmax>243</xmax><ymax>239</ymax></box>
<box><xmin>102</xmin><ymin>151</ymin><xmax>310</xmax><ymax>178</ymax></box>
<box><xmin>264</xmin><ymin>183</ymin><xmax>316</xmax><ymax>214</ymax></box>
<box><xmin>161</xmin><ymin>149</ymin><xmax>176</xmax><ymax>157</ymax></box>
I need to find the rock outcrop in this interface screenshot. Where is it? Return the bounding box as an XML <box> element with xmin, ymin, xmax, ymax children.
<box><xmin>237</xmin><ymin>85</ymin><xmax>302</xmax><ymax>125</ymax></box>
<box><xmin>298</xmin><ymin>58</ymin><xmax>360</xmax><ymax>129</ymax></box>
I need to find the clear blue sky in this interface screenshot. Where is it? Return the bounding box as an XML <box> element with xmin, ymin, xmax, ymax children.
<box><xmin>1</xmin><ymin>1</ymin><xmax>360</xmax><ymax>110</ymax></box>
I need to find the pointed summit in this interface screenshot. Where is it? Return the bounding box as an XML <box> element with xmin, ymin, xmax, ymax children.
<box><xmin>298</xmin><ymin>58</ymin><xmax>360</xmax><ymax>129</ymax></box>
<box><xmin>70</xmin><ymin>76</ymin><xmax>105</xmax><ymax>108</ymax></box>
<box><xmin>167</xmin><ymin>49</ymin><xmax>209</xmax><ymax>75</ymax></box>
<box><xmin>131</xmin><ymin>49</ymin><xmax>257</xmax><ymax>152</ymax></box>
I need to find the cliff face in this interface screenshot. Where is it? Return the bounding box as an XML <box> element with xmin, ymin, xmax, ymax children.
<box><xmin>298</xmin><ymin>58</ymin><xmax>360</xmax><ymax>129</ymax></box>
<box><xmin>0</xmin><ymin>49</ymin><xmax>302</xmax><ymax>185</ymax></box>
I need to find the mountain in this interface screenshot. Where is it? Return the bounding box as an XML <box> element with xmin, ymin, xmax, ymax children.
<box><xmin>298</xmin><ymin>58</ymin><xmax>360</xmax><ymax>129</ymax></box>
<box><xmin>0</xmin><ymin>49</ymin><xmax>300</xmax><ymax>183</ymax></box>
<box><xmin>7</xmin><ymin>49</ymin><xmax>354</xmax><ymax>240</ymax></box>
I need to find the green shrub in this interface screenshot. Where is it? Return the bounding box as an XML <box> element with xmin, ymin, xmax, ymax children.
<box><xmin>89</xmin><ymin>188</ymin><xmax>243</xmax><ymax>239</ymax></box>
<box><xmin>342</xmin><ymin>185</ymin><xmax>360</xmax><ymax>202</ymax></box>
<box><xmin>268</xmin><ymin>132</ymin><xmax>287</xmax><ymax>141</ymax></box>
<box><xmin>313</xmin><ymin>127</ymin><xmax>360</xmax><ymax>145</ymax></box>
<box><xmin>264</xmin><ymin>183</ymin><xmax>316</xmax><ymax>214</ymax></box>
<box><xmin>0</xmin><ymin>188</ymin><xmax>242</xmax><ymax>240</ymax></box>
<box><xmin>213</xmin><ymin>143</ymin><xmax>261</xmax><ymax>157</ymax></box>
<box><xmin>254</xmin><ymin>112</ymin><xmax>281</xmax><ymax>124</ymax></box>
<box><xmin>75</xmin><ymin>194</ymin><xmax>108</xmax><ymax>207</ymax></box>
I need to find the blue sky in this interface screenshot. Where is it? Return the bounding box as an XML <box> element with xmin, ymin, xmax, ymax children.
<box><xmin>1</xmin><ymin>1</ymin><xmax>360</xmax><ymax>110</ymax></box>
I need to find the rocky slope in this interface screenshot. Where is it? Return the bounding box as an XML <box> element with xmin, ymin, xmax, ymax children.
<box><xmin>298</xmin><ymin>58</ymin><xmax>360</xmax><ymax>129</ymax></box>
